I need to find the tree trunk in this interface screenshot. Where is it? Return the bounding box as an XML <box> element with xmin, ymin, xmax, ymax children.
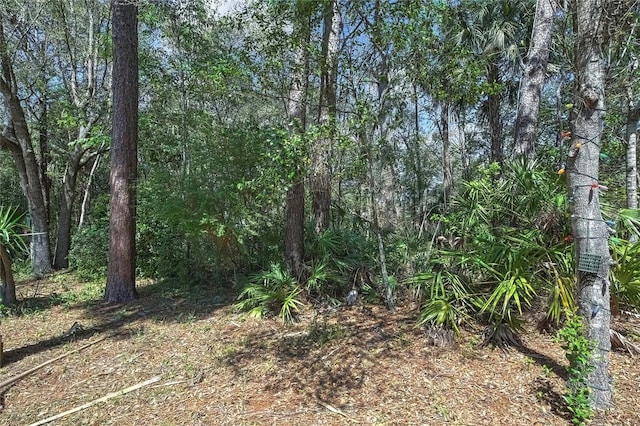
<box><xmin>567</xmin><ymin>0</ymin><xmax>612</xmax><ymax>409</ymax></box>
<box><xmin>0</xmin><ymin>22</ymin><xmax>52</xmax><ymax>277</ymax></box>
<box><xmin>488</xmin><ymin>61</ymin><xmax>503</xmax><ymax>165</ymax></box>
<box><xmin>0</xmin><ymin>245</ymin><xmax>16</xmax><ymax>306</ymax></box>
<box><xmin>513</xmin><ymin>0</ymin><xmax>558</xmax><ymax>161</ymax></box>
<box><xmin>53</xmin><ymin>151</ymin><xmax>82</xmax><ymax>269</ymax></box>
<box><xmin>284</xmin><ymin>16</ymin><xmax>309</xmax><ymax>282</ymax></box>
<box><xmin>312</xmin><ymin>0</ymin><xmax>341</xmax><ymax>235</ymax></box>
<box><xmin>626</xmin><ymin>102</ymin><xmax>639</xmax><ymax>210</ymax></box>
<box><xmin>105</xmin><ymin>0</ymin><xmax>138</xmax><ymax>303</ymax></box>
<box><xmin>38</xmin><ymin>97</ymin><xmax>51</xmax><ymax>225</ymax></box>
<box><xmin>440</xmin><ymin>101</ymin><xmax>452</xmax><ymax>206</ymax></box>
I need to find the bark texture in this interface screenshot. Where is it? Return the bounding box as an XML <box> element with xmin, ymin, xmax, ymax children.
<box><xmin>567</xmin><ymin>0</ymin><xmax>612</xmax><ymax>409</ymax></box>
<box><xmin>105</xmin><ymin>0</ymin><xmax>138</xmax><ymax>303</ymax></box>
<box><xmin>0</xmin><ymin>245</ymin><xmax>16</xmax><ymax>306</ymax></box>
<box><xmin>312</xmin><ymin>0</ymin><xmax>341</xmax><ymax>235</ymax></box>
<box><xmin>440</xmin><ymin>102</ymin><xmax>452</xmax><ymax>206</ymax></box>
<box><xmin>488</xmin><ymin>61</ymin><xmax>503</xmax><ymax>165</ymax></box>
<box><xmin>513</xmin><ymin>0</ymin><xmax>558</xmax><ymax>160</ymax></box>
<box><xmin>626</xmin><ymin>103</ymin><xmax>639</xmax><ymax>210</ymax></box>
<box><xmin>0</xmin><ymin>21</ymin><xmax>52</xmax><ymax>277</ymax></box>
<box><xmin>284</xmin><ymin>20</ymin><xmax>309</xmax><ymax>282</ymax></box>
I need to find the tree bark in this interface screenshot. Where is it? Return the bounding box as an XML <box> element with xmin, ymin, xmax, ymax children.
<box><xmin>513</xmin><ymin>0</ymin><xmax>558</xmax><ymax>161</ymax></box>
<box><xmin>53</xmin><ymin>150</ymin><xmax>83</xmax><ymax>269</ymax></box>
<box><xmin>488</xmin><ymin>61</ymin><xmax>503</xmax><ymax>165</ymax></box>
<box><xmin>626</xmin><ymin>102</ymin><xmax>639</xmax><ymax>211</ymax></box>
<box><xmin>567</xmin><ymin>0</ymin><xmax>612</xmax><ymax>409</ymax></box>
<box><xmin>0</xmin><ymin>21</ymin><xmax>52</xmax><ymax>277</ymax></box>
<box><xmin>312</xmin><ymin>0</ymin><xmax>341</xmax><ymax>235</ymax></box>
<box><xmin>105</xmin><ymin>0</ymin><xmax>138</xmax><ymax>303</ymax></box>
<box><xmin>440</xmin><ymin>101</ymin><xmax>452</xmax><ymax>206</ymax></box>
<box><xmin>284</xmin><ymin>15</ymin><xmax>309</xmax><ymax>282</ymax></box>
<box><xmin>0</xmin><ymin>245</ymin><xmax>16</xmax><ymax>306</ymax></box>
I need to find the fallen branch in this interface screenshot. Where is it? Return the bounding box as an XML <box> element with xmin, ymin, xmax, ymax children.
<box><xmin>611</xmin><ymin>329</ymin><xmax>640</xmax><ymax>356</ymax></box>
<box><xmin>28</xmin><ymin>376</ymin><xmax>161</xmax><ymax>426</ymax></box>
<box><xmin>0</xmin><ymin>334</ymin><xmax>108</xmax><ymax>389</ymax></box>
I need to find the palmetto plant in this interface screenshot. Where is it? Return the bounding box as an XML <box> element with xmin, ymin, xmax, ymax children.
<box><xmin>0</xmin><ymin>207</ymin><xmax>28</xmax><ymax>306</ymax></box>
<box><xmin>234</xmin><ymin>263</ymin><xmax>305</xmax><ymax>323</ymax></box>
<box><xmin>423</xmin><ymin>161</ymin><xmax>574</xmax><ymax>345</ymax></box>
<box><xmin>610</xmin><ymin>240</ymin><xmax>640</xmax><ymax>310</ymax></box>
<box><xmin>410</xmin><ymin>254</ymin><xmax>480</xmax><ymax>334</ymax></box>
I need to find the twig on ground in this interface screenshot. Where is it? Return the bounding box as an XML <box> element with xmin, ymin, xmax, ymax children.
<box><xmin>317</xmin><ymin>400</ymin><xmax>359</xmax><ymax>423</ymax></box>
<box><xmin>27</xmin><ymin>376</ymin><xmax>161</xmax><ymax>426</ymax></box>
<box><xmin>0</xmin><ymin>335</ymin><xmax>108</xmax><ymax>389</ymax></box>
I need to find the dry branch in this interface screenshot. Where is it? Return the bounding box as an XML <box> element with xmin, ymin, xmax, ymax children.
<box><xmin>611</xmin><ymin>329</ymin><xmax>640</xmax><ymax>356</ymax></box>
<box><xmin>28</xmin><ymin>376</ymin><xmax>161</xmax><ymax>426</ymax></box>
<box><xmin>0</xmin><ymin>335</ymin><xmax>108</xmax><ymax>389</ymax></box>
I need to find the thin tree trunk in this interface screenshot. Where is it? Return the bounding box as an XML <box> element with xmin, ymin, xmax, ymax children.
<box><xmin>568</xmin><ymin>0</ymin><xmax>612</xmax><ymax>409</ymax></box>
<box><xmin>79</xmin><ymin>150</ymin><xmax>102</xmax><ymax>229</ymax></box>
<box><xmin>105</xmin><ymin>0</ymin><xmax>138</xmax><ymax>303</ymax></box>
<box><xmin>440</xmin><ymin>101</ymin><xmax>452</xmax><ymax>206</ymax></box>
<box><xmin>626</xmin><ymin>102</ymin><xmax>639</xmax><ymax>211</ymax></box>
<box><xmin>38</xmin><ymin>97</ymin><xmax>51</xmax><ymax>224</ymax></box>
<box><xmin>312</xmin><ymin>0</ymin><xmax>341</xmax><ymax>235</ymax></box>
<box><xmin>412</xmin><ymin>84</ymin><xmax>424</xmax><ymax>229</ymax></box>
<box><xmin>513</xmin><ymin>0</ymin><xmax>558</xmax><ymax>161</ymax></box>
<box><xmin>488</xmin><ymin>61</ymin><xmax>503</xmax><ymax>165</ymax></box>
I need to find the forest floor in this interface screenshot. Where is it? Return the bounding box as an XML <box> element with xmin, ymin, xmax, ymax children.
<box><xmin>1</xmin><ymin>273</ymin><xmax>639</xmax><ymax>426</ymax></box>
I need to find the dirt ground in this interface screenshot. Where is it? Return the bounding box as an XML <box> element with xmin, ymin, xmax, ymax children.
<box><xmin>1</xmin><ymin>274</ymin><xmax>639</xmax><ymax>426</ymax></box>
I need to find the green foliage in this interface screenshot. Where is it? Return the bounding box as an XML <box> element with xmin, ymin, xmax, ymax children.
<box><xmin>69</xmin><ymin>200</ymin><xmax>109</xmax><ymax>281</ymax></box>
<box><xmin>482</xmin><ymin>273</ymin><xmax>535</xmax><ymax>325</ymax></box>
<box><xmin>234</xmin><ymin>263</ymin><xmax>305</xmax><ymax>323</ymax></box>
<box><xmin>306</xmin><ymin>228</ymin><xmax>376</xmax><ymax>299</ymax></box>
<box><xmin>419</xmin><ymin>161</ymin><xmax>574</xmax><ymax>343</ymax></box>
<box><xmin>610</xmin><ymin>239</ymin><xmax>640</xmax><ymax>309</ymax></box>
<box><xmin>556</xmin><ymin>314</ymin><xmax>595</xmax><ymax>425</ymax></box>
<box><xmin>410</xmin><ymin>255</ymin><xmax>478</xmax><ymax>333</ymax></box>
<box><xmin>0</xmin><ymin>206</ymin><xmax>28</xmax><ymax>256</ymax></box>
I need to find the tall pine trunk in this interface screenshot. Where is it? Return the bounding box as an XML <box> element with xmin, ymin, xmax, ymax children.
<box><xmin>567</xmin><ymin>0</ymin><xmax>612</xmax><ymax>409</ymax></box>
<box><xmin>284</xmin><ymin>15</ymin><xmax>309</xmax><ymax>282</ymax></box>
<box><xmin>105</xmin><ymin>0</ymin><xmax>138</xmax><ymax>303</ymax></box>
<box><xmin>513</xmin><ymin>0</ymin><xmax>558</xmax><ymax>161</ymax></box>
<box><xmin>312</xmin><ymin>0</ymin><xmax>341</xmax><ymax>235</ymax></box>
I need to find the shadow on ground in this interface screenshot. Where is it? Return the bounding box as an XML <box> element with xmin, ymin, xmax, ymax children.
<box><xmin>221</xmin><ymin>306</ymin><xmax>424</xmax><ymax>404</ymax></box>
<box><xmin>3</xmin><ymin>276</ymin><xmax>234</xmax><ymax>367</ymax></box>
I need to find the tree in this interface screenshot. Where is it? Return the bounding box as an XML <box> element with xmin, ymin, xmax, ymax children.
<box><xmin>284</xmin><ymin>8</ymin><xmax>310</xmax><ymax>282</ymax></box>
<box><xmin>566</xmin><ymin>0</ymin><xmax>612</xmax><ymax>409</ymax></box>
<box><xmin>311</xmin><ymin>0</ymin><xmax>341</xmax><ymax>235</ymax></box>
<box><xmin>105</xmin><ymin>0</ymin><xmax>138</xmax><ymax>303</ymax></box>
<box><xmin>513</xmin><ymin>0</ymin><xmax>558</xmax><ymax>160</ymax></box>
<box><xmin>52</xmin><ymin>0</ymin><xmax>111</xmax><ymax>269</ymax></box>
<box><xmin>0</xmin><ymin>19</ymin><xmax>53</xmax><ymax>277</ymax></box>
